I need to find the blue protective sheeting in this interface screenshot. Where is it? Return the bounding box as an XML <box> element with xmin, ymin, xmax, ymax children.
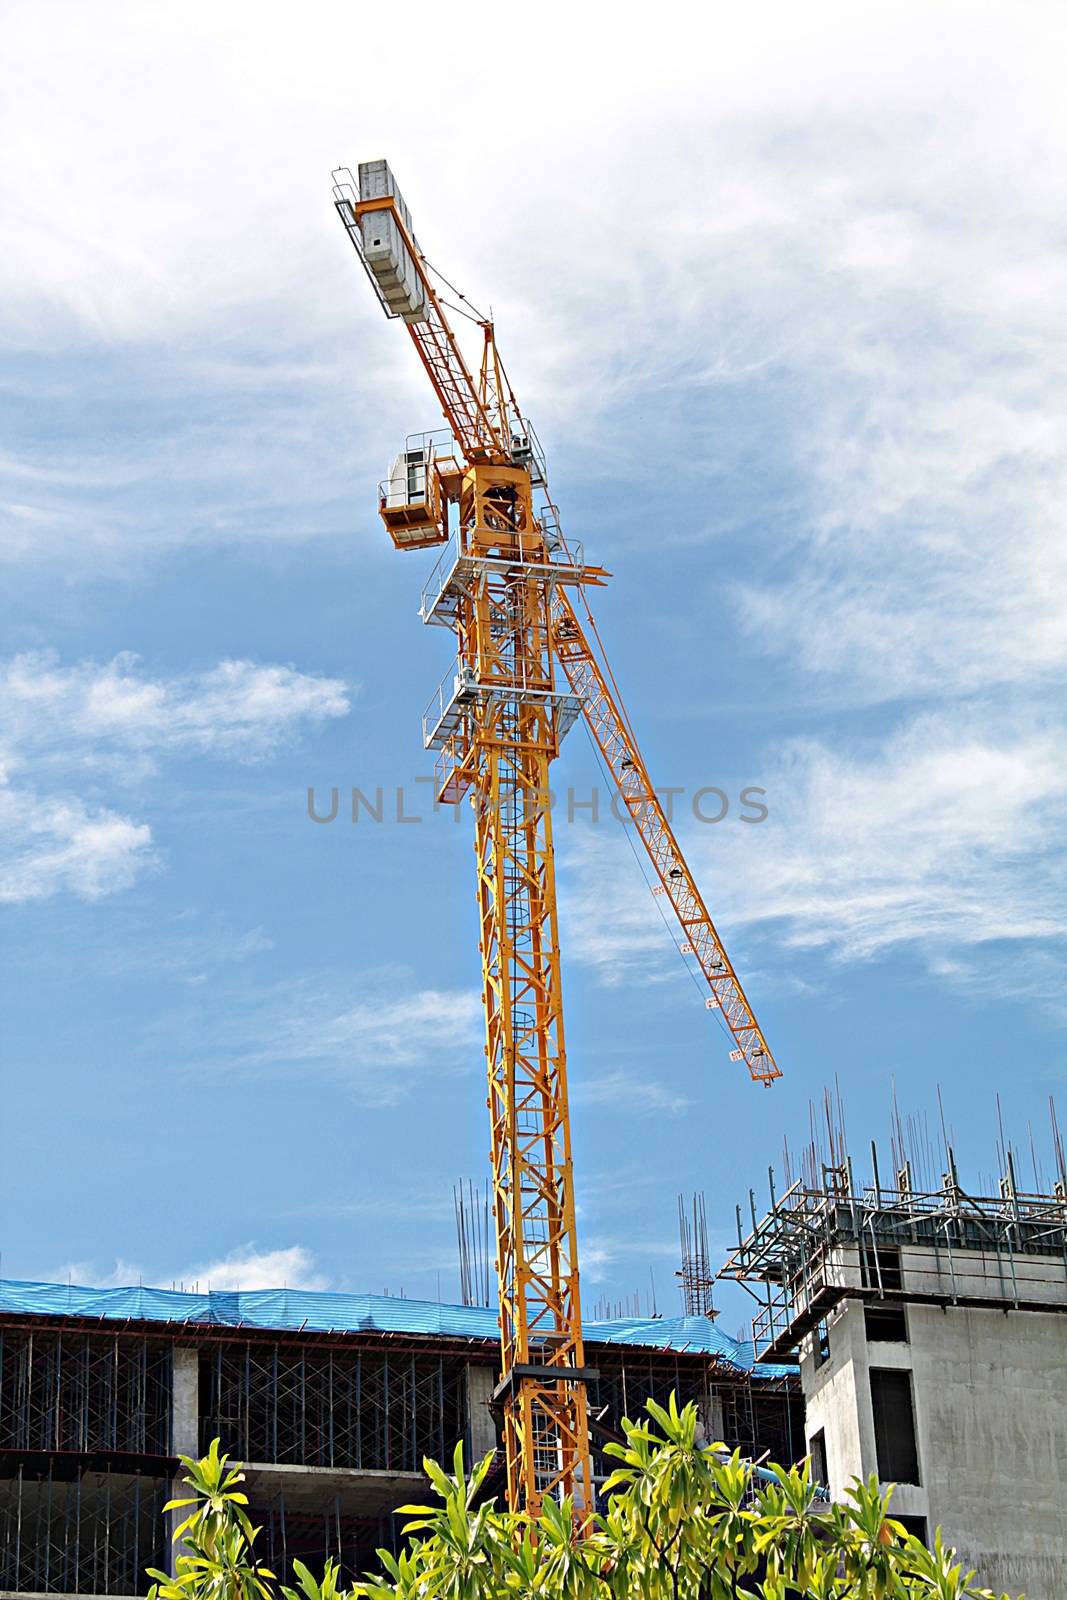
<box><xmin>0</xmin><ymin>1279</ymin><xmax>794</xmax><ymax>1379</ymax></box>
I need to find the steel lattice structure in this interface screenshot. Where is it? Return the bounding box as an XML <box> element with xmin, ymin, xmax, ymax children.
<box><xmin>0</xmin><ymin>1331</ymin><xmax>172</xmax><ymax>1456</ymax></box>
<box><xmin>199</xmin><ymin>1343</ymin><xmax>467</xmax><ymax>1472</ymax></box>
<box><xmin>0</xmin><ymin>1304</ymin><xmax>802</xmax><ymax>1590</ymax></box>
<box><xmin>0</xmin><ymin>1462</ymin><xmax>168</xmax><ymax>1595</ymax></box>
<box><xmin>462</xmin><ymin>496</ymin><xmax>594</xmax><ymax>1513</ymax></box>
<box><xmin>332</xmin><ymin>157</ymin><xmax>782</xmax><ymax>1515</ymax></box>
<box><xmin>721</xmin><ymin>1159</ymin><xmax>1067</xmax><ymax>1361</ymax></box>
<box><xmin>551</xmin><ymin>592</ymin><xmax>779</xmax><ymax>1083</ymax></box>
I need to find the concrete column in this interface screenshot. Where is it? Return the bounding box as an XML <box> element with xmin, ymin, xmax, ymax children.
<box><xmin>172</xmin><ymin>1346</ymin><xmax>200</xmax><ymax>1458</ymax></box>
<box><xmin>800</xmin><ymin>1300</ymin><xmax>877</xmax><ymax>1499</ymax></box>
<box><xmin>169</xmin><ymin>1347</ymin><xmax>201</xmax><ymax>1576</ymax></box>
<box><xmin>465</xmin><ymin>1364</ymin><xmax>498</xmax><ymax>1461</ymax></box>
<box><xmin>698</xmin><ymin>1390</ymin><xmax>725</xmax><ymax>1447</ymax></box>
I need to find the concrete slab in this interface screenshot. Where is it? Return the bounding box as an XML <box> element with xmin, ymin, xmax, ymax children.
<box><xmin>241</xmin><ymin>1462</ymin><xmax>427</xmax><ymax>1520</ymax></box>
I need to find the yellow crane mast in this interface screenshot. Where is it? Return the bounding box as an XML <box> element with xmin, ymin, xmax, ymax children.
<box><xmin>331</xmin><ymin>160</ymin><xmax>781</xmax><ymax>1518</ymax></box>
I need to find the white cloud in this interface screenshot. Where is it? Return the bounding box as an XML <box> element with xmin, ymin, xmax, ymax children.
<box><xmin>2</xmin><ymin>3</ymin><xmax>1064</xmax><ymax>582</ymax></box>
<box><xmin>202</xmin><ymin>976</ymin><xmax>483</xmax><ymax>1105</ymax></box>
<box><xmin>2</xmin><ymin>2</ymin><xmax>1057</xmax><ymax>341</ymax></box>
<box><xmin>705</xmin><ymin>712</ymin><xmax>1067</xmax><ymax>964</ymax></box>
<box><xmin>1</xmin><ymin>651</ymin><xmax>350</xmax><ymax>764</ymax></box>
<box><xmin>54</xmin><ymin>1245</ymin><xmax>330</xmax><ymax>1293</ymax></box>
<box><xmin>577</xmin><ymin>1241</ymin><xmax>618</xmax><ymax>1284</ymax></box>
<box><xmin>177</xmin><ymin>1244</ymin><xmax>329</xmax><ymax>1293</ymax></box>
<box><xmin>0</xmin><ymin>786</ymin><xmax>154</xmax><ymax>902</ymax></box>
<box><xmin>53</xmin><ymin>1258</ymin><xmax>147</xmax><ymax>1290</ymax></box>
<box><xmin>0</xmin><ymin>651</ymin><xmax>350</xmax><ymax>903</ymax></box>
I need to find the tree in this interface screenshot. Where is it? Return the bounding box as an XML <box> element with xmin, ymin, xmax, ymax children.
<box><xmin>147</xmin><ymin>1397</ymin><xmax>1021</xmax><ymax>1600</ymax></box>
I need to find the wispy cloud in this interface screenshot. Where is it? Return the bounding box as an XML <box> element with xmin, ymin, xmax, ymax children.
<box><xmin>55</xmin><ymin>1244</ymin><xmax>331</xmax><ymax>1293</ymax></box>
<box><xmin>578</xmin><ymin>1231</ymin><xmax>680</xmax><ymax>1287</ymax></box>
<box><xmin>192</xmin><ymin>973</ymin><xmax>483</xmax><ymax>1105</ymax></box>
<box><xmin>732</xmin><ymin>365</ymin><xmax>1067</xmax><ymax>704</ymax></box>
<box><xmin>704</xmin><ymin>711</ymin><xmax>1067</xmax><ymax>966</ymax></box>
<box><xmin>0</xmin><ymin>651</ymin><xmax>351</xmax><ymax>903</ymax></box>
<box><xmin>95</xmin><ymin>918</ymin><xmax>274</xmax><ymax>985</ymax></box>
<box><xmin>285</xmin><ymin>1189</ymin><xmax>453</xmax><ymax>1223</ymax></box>
<box><xmin>557</xmin><ymin>706</ymin><xmax>1067</xmax><ymax>1004</ymax></box>
<box><xmin>573</xmin><ymin>1068</ymin><xmax>690</xmax><ymax>1118</ymax></box>
<box><xmin>0</xmin><ymin>786</ymin><xmax>154</xmax><ymax>903</ymax></box>
<box><xmin>1</xmin><ymin>651</ymin><xmax>350</xmax><ymax>766</ymax></box>
<box><xmin>558</xmin><ymin>829</ymin><xmax>677</xmax><ymax>987</ymax></box>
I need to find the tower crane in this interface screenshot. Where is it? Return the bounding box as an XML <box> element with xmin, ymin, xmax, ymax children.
<box><xmin>331</xmin><ymin>160</ymin><xmax>781</xmax><ymax>1520</ymax></box>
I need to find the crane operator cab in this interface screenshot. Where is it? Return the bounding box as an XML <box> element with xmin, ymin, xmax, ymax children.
<box><xmin>378</xmin><ymin>435</ymin><xmax>461</xmax><ymax>550</ymax></box>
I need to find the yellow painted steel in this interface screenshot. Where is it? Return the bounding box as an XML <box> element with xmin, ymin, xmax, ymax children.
<box><xmin>474</xmin><ymin>492</ymin><xmax>589</xmax><ymax>1510</ymax></box>
<box><xmin>333</xmin><ymin>162</ymin><xmax>781</xmax><ymax>1519</ymax></box>
<box><xmin>435</xmin><ymin>463</ymin><xmax>595</xmax><ymax>1513</ymax></box>
<box><xmin>551</xmin><ymin>590</ymin><xmax>781</xmax><ymax>1085</ymax></box>
<box><xmin>336</xmin><ymin>174</ymin><xmax>598</xmax><ymax>1512</ymax></box>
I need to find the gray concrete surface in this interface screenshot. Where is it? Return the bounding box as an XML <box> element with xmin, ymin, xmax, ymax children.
<box><xmin>800</xmin><ymin>1282</ymin><xmax>1067</xmax><ymax>1597</ymax></box>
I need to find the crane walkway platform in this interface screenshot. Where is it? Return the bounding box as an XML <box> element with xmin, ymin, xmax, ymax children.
<box><xmin>422</xmin><ymin>664</ymin><xmax>582</xmax><ymax>752</ymax></box>
<box><xmin>420</xmin><ymin>535</ymin><xmax>590</xmax><ymax>630</ymax></box>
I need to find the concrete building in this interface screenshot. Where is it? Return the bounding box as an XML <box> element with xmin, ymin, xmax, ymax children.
<box><xmin>0</xmin><ymin>1277</ymin><xmax>800</xmax><ymax>1597</ymax></box>
<box><xmin>721</xmin><ymin>1156</ymin><xmax>1067</xmax><ymax>1597</ymax></box>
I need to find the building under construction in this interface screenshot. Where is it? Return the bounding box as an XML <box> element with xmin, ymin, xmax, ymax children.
<box><xmin>0</xmin><ymin>1278</ymin><xmax>800</xmax><ymax>1596</ymax></box>
<box><xmin>721</xmin><ymin>1119</ymin><xmax>1067</xmax><ymax>1597</ymax></box>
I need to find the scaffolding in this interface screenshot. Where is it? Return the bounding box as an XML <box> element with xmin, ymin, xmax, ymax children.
<box><xmin>199</xmin><ymin>1342</ymin><xmax>469</xmax><ymax>1470</ymax></box>
<box><xmin>250</xmin><ymin>1498</ymin><xmax>401</xmax><ymax>1589</ymax></box>
<box><xmin>0</xmin><ymin>1330</ymin><xmax>172</xmax><ymax>1456</ymax></box>
<box><xmin>0</xmin><ymin>1304</ymin><xmax>803</xmax><ymax>1594</ymax></box>
<box><xmin>587</xmin><ymin>1348</ymin><xmax>801</xmax><ymax>1477</ymax></box>
<box><xmin>721</xmin><ymin>1153</ymin><xmax>1067</xmax><ymax>1362</ymax></box>
<box><xmin>197</xmin><ymin>1336</ymin><xmax>801</xmax><ymax>1477</ymax></box>
<box><xmin>0</xmin><ymin>1460</ymin><xmax>169</xmax><ymax>1595</ymax></box>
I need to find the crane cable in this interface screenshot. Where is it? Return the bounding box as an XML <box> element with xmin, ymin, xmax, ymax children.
<box><xmin>574</xmin><ymin>589</ymin><xmax>644</xmax><ymax>754</ymax></box>
<box><xmin>573</xmin><ymin>702</ymin><xmax>738</xmax><ymax>1055</ymax></box>
<box><xmin>566</xmin><ymin>586</ymin><xmax>740</xmax><ymax>1050</ymax></box>
<box><xmin>420</xmin><ymin>255</ymin><xmax>490</xmax><ymax>324</ymax></box>
<box><xmin>436</xmin><ymin>294</ymin><xmax>486</xmax><ymax>327</ymax></box>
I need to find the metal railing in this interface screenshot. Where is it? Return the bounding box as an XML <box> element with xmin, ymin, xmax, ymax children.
<box><xmin>420</xmin><ymin>532</ymin><xmax>587</xmax><ymax>626</ymax></box>
<box><xmin>423</xmin><ymin>662</ymin><xmax>479</xmax><ymax>750</ymax></box>
<box><xmin>422</xmin><ymin>658</ymin><xmax>583</xmax><ymax>753</ymax></box>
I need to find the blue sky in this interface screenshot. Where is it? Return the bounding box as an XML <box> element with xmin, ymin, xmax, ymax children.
<box><xmin>2</xmin><ymin>1</ymin><xmax>1065</xmax><ymax>1334</ymax></box>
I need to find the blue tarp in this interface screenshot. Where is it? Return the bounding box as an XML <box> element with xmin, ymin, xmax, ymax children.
<box><xmin>0</xmin><ymin>1278</ymin><xmax>794</xmax><ymax>1379</ymax></box>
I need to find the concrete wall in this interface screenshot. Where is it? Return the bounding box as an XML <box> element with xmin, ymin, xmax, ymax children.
<box><xmin>800</xmin><ymin>1300</ymin><xmax>877</xmax><ymax>1497</ymax></box>
<box><xmin>899</xmin><ymin>1245</ymin><xmax>1067</xmax><ymax>1307</ymax></box>
<box><xmin>465</xmin><ymin>1363</ymin><xmax>498</xmax><ymax>1459</ymax></box>
<box><xmin>907</xmin><ymin>1302</ymin><xmax>1067</xmax><ymax>1596</ymax></box>
<box><xmin>800</xmin><ymin>1293</ymin><xmax>1067</xmax><ymax>1598</ymax></box>
<box><xmin>798</xmin><ymin>1241</ymin><xmax>1067</xmax><ymax>1313</ymax></box>
<box><xmin>171</xmin><ymin>1348</ymin><xmax>200</xmax><ymax>1456</ymax></box>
